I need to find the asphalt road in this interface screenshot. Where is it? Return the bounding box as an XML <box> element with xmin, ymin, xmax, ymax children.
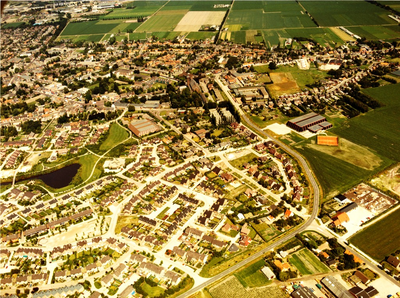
<box><xmin>177</xmin><ymin>82</ymin><xmax>321</xmax><ymax>297</ymax></box>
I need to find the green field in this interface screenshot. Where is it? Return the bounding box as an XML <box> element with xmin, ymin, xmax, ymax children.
<box><xmin>227</xmin><ymin>0</ymin><xmax>316</xmax><ymax>30</ymax></box>
<box><xmin>286</xmin><ymin>28</ymin><xmax>344</xmax><ymax>47</ymax></box>
<box><xmin>138</xmin><ymin>12</ymin><xmax>185</xmax><ymax>32</ymax></box>
<box><xmin>99</xmin><ymin>123</ymin><xmax>129</xmax><ymax>152</ymax></box>
<box><xmin>344</xmin><ymin>25</ymin><xmax>400</xmax><ymax>40</ymax></box>
<box><xmin>332</xmin><ymin>84</ymin><xmax>400</xmax><ymax>162</ymax></box>
<box><xmin>289</xmin><ymin>248</ymin><xmax>330</xmax><ymax>275</ymax></box>
<box><xmin>161</xmin><ymin>1</ymin><xmax>231</xmax><ymax>11</ymax></box>
<box><xmin>350</xmin><ymin>208</ymin><xmax>400</xmax><ymax>261</ymax></box>
<box><xmin>79</xmin><ymin>154</ymin><xmax>100</xmax><ymax>182</ymax></box>
<box><xmin>186</xmin><ymin>32</ymin><xmax>217</xmax><ymax>40</ymax></box>
<box><xmin>2</xmin><ymin>22</ymin><xmax>24</xmax><ymax>29</ymax></box>
<box><xmin>234</xmin><ymin>259</ymin><xmax>271</xmax><ymax>288</ymax></box>
<box><xmin>61</xmin><ymin>20</ymin><xmax>121</xmax><ymax>35</ymax></box>
<box><xmin>228</xmin><ymin>153</ymin><xmax>257</xmax><ymax>169</ymax></box>
<box><xmin>252</xmin><ymin>222</ymin><xmax>281</xmax><ymax>242</ymax></box>
<box><xmin>129</xmin><ymin>32</ymin><xmax>147</xmax><ymax>40</ymax></box>
<box><xmin>300</xmin><ymin>1</ymin><xmax>397</xmax><ymax>26</ymax></box>
<box><xmin>60</xmin><ymin>34</ymin><xmax>104</xmax><ymax>42</ymax></box>
<box><xmin>101</xmin><ymin>1</ymin><xmax>167</xmax><ymax>19</ymax></box>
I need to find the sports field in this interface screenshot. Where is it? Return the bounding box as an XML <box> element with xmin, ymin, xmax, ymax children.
<box><xmin>299</xmin><ymin>1</ymin><xmax>397</xmax><ymax>26</ymax></box>
<box><xmin>289</xmin><ymin>248</ymin><xmax>330</xmax><ymax>275</ymax></box>
<box><xmin>350</xmin><ymin>208</ymin><xmax>400</xmax><ymax>261</ymax></box>
<box><xmin>317</xmin><ymin>136</ymin><xmax>339</xmax><ymax>146</ymax></box>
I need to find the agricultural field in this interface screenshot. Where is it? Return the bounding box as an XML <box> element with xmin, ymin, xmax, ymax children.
<box><xmin>299</xmin><ymin>1</ymin><xmax>397</xmax><ymax>27</ymax></box>
<box><xmin>186</xmin><ymin>31</ymin><xmax>217</xmax><ymax>40</ymax></box>
<box><xmin>350</xmin><ymin>208</ymin><xmax>400</xmax><ymax>261</ymax></box>
<box><xmin>289</xmin><ymin>248</ymin><xmax>330</xmax><ymax>275</ymax></box>
<box><xmin>61</xmin><ymin>20</ymin><xmax>121</xmax><ymax>36</ymax></box>
<box><xmin>252</xmin><ymin>221</ymin><xmax>281</xmax><ymax>242</ymax></box>
<box><xmin>174</xmin><ymin>11</ymin><xmax>226</xmax><ymax>32</ymax></box>
<box><xmin>102</xmin><ymin>1</ymin><xmax>166</xmax><ymax>19</ymax></box>
<box><xmin>344</xmin><ymin>25</ymin><xmax>400</xmax><ymax>41</ymax></box>
<box><xmin>161</xmin><ymin>0</ymin><xmax>231</xmax><ymax>11</ymax></box>
<box><xmin>379</xmin><ymin>1</ymin><xmax>400</xmax><ymax>12</ymax></box>
<box><xmin>209</xmin><ymin>276</ymin><xmax>286</xmax><ymax>298</ymax></box>
<box><xmin>370</xmin><ymin>163</ymin><xmax>400</xmax><ymax>197</ymax></box>
<box><xmin>137</xmin><ymin>10</ymin><xmax>186</xmax><ymax>32</ymax></box>
<box><xmin>1</xmin><ymin>22</ymin><xmax>24</xmax><ymax>29</ymax></box>
<box><xmin>234</xmin><ymin>260</ymin><xmax>270</xmax><ymax>288</ymax></box>
<box><xmin>332</xmin><ymin>84</ymin><xmax>400</xmax><ymax>162</ymax></box>
<box><xmin>285</xmin><ymin>28</ymin><xmax>344</xmax><ymax>47</ymax></box>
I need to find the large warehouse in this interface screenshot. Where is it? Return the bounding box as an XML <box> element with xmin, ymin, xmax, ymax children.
<box><xmin>286</xmin><ymin>112</ymin><xmax>332</xmax><ymax>133</ymax></box>
<box><xmin>128</xmin><ymin>119</ymin><xmax>161</xmax><ymax>137</ymax></box>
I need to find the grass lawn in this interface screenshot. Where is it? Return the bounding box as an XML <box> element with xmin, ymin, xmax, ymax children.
<box><xmin>252</xmin><ymin>221</ymin><xmax>281</xmax><ymax>242</ymax></box>
<box><xmin>228</xmin><ymin>153</ymin><xmax>257</xmax><ymax>169</ymax></box>
<box><xmin>289</xmin><ymin>248</ymin><xmax>330</xmax><ymax>275</ymax></box>
<box><xmin>156</xmin><ymin>207</ymin><xmax>170</xmax><ymax>219</ymax></box>
<box><xmin>225</xmin><ymin>184</ymin><xmax>247</xmax><ymax>200</ymax></box>
<box><xmin>350</xmin><ymin>208</ymin><xmax>400</xmax><ymax>261</ymax></box>
<box><xmin>234</xmin><ymin>259</ymin><xmax>270</xmax><ymax>288</ymax></box>
<box><xmin>141</xmin><ymin>282</ymin><xmax>165</xmax><ymax>297</ymax></box>
<box><xmin>2</xmin><ymin>22</ymin><xmax>24</xmax><ymax>28</ymax></box>
<box><xmin>99</xmin><ymin>123</ymin><xmax>129</xmax><ymax>151</ymax></box>
<box><xmin>115</xmin><ymin>215</ymin><xmax>138</xmax><ymax>234</ymax></box>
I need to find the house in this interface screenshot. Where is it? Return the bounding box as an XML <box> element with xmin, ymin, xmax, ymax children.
<box><xmin>274</xmin><ymin>260</ymin><xmax>290</xmax><ymax>272</ymax></box>
<box><xmin>332</xmin><ymin>212</ymin><xmax>349</xmax><ymax>227</ymax></box>
<box><xmin>164</xmin><ymin>271</ymin><xmax>181</xmax><ymax>285</ymax></box>
<box><xmin>241</xmin><ymin>223</ymin><xmax>251</xmax><ymax>236</ymax></box>
<box><xmin>186</xmin><ymin>227</ymin><xmax>203</xmax><ymax>239</ymax></box>
<box><xmin>239</xmin><ymin>235</ymin><xmax>251</xmax><ymax>246</ymax></box>
<box><xmin>283</xmin><ymin>209</ymin><xmax>293</xmax><ymax>220</ymax></box>
<box><xmin>387</xmin><ymin>255</ymin><xmax>400</xmax><ymax>269</ymax></box>
<box><xmin>353</xmin><ymin>270</ymin><xmax>370</xmax><ymax>285</ymax></box>
<box><xmin>113</xmin><ymin>263</ymin><xmax>127</xmax><ymax>278</ymax></box>
<box><xmin>244</xmin><ymin>188</ymin><xmax>257</xmax><ymax>197</ymax></box>
<box><xmin>119</xmin><ymin>285</ymin><xmax>134</xmax><ymax>298</ymax></box>
<box><xmin>101</xmin><ymin>273</ymin><xmax>114</xmax><ymax>287</ymax></box>
<box><xmin>348</xmin><ymin>286</ymin><xmax>379</xmax><ymax>298</ymax></box>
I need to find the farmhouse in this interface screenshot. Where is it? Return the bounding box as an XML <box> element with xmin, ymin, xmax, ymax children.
<box><xmin>286</xmin><ymin>112</ymin><xmax>332</xmax><ymax>133</ymax></box>
<box><xmin>128</xmin><ymin>119</ymin><xmax>161</xmax><ymax>137</ymax></box>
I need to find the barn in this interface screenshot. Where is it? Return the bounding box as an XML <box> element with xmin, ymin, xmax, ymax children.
<box><xmin>286</xmin><ymin>112</ymin><xmax>332</xmax><ymax>133</ymax></box>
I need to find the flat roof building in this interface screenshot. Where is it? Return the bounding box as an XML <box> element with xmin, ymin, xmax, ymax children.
<box><xmin>128</xmin><ymin>119</ymin><xmax>161</xmax><ymax>137</ymax></box>
<box><xmin>291</xmin><ymin>287</ymin><xmax>318</xmax><ymax>298</ymax></box>
<box><xmin>287</xmin><ymin>112</ymin><xmax>332</xmax><ymax>133</ymax></box>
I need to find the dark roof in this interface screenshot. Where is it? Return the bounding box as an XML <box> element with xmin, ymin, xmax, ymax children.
<box><xmin>291</xmin><ymin>287</ymin><xmax>318</xmax><ymax>298</ymax></box>
<box><xmin>338</xmin><ymin>202</ymin><xmax>358</xmax><ymax>214</ymax></box>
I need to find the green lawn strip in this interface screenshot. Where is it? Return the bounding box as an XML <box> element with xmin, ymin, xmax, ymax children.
<box><xmin>99</xmin><ymin>123</ymin><xmax>129</xmax><ymax>151</ymax></box>
<box><xmin>234</xmin><ymin>259</ymin><xmax>270</xmax><ymax>288</ymax></box>
<box><xmin>299</xmin><ymin>249</ymin><xmax>330</xmax><ymax>273</ymax></box>
<box><xmin>350</xmin><ymin>208</ymin><xmax>400</xmax><ymax>261</ymax></box>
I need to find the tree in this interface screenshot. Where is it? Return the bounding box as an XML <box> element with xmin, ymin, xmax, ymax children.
<box><xmin>128</xmin><ymin>105</ymin><xmax>135</xmax><ymax>112</ymax></box>
<box><xmin>269</xmin><ymin>62</ymin><xmax>277</xmax><ymax>70</ymax></box>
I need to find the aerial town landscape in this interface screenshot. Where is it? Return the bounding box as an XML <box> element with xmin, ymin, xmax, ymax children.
<box><xmin>0</xmin><ymin>0</ymin><xmax>400</xmax><ymax>298</ymax></box>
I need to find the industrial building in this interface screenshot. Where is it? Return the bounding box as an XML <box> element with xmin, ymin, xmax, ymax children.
<box><xmin>287</xmin><ymin>112</ymin><xmax>332</xmax><ymax>133</ymax></box>
<box><xmin>321</xmin><ymin>276</ymin><xmax>353</xmax><ymax>298</ymax></box>
<box><xmin>128</xmin><ymin>119</ymin><xmax>161</xmax><ymax>137</ymax></box>
<box><xmin>291</xmin><ymin>287</ymin><xmax>318</xmax><ymax>298</ymax></box>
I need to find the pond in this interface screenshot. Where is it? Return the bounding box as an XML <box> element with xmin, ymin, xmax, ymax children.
<box><xmin>14</xmin><ymin>163</ymin><xmax>81</xmax><ymax>189</ymax></box>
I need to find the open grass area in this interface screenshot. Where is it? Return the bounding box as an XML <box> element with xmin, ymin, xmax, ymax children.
<box><xmin>99</xmin><ymin>123</ymin><xmax>129</xmax><ymax>151</ymax></box>
<box><xmin>234</xmin><ymin>259</ymin><xmax>270</xmax><ymax>288</ymax></box>
<box><xmin>228</xmin><ymin>153</ymin><xmax>257</xmax><ymax>169</ymax></box>
<box><xmin>115</xmin><ymin>215</ymin><xmax>138</xmax><ymax>234</ymax></box>
<box><xmin>332</xmin><ymin>84</ymin><xmax>400</xmax><ymax>162</ymax></box>
<box><xmin>129</xmin><ymin>32</ymin><xmax>147</xmax><ymax>40</ymax></box>
<box><xmin>350</xmin><ymin>208</ymin><xmax>400</xmax><ymax>261</ymax></box>
<box><xmin>2</xmin><ymin>22</ymin><xmax>24</xmax><ymax>28</ymax></box>
<box><xmin>289</xmin><ymin>248</ymin><xmax>330</xmax><ymax>275</ymax></box>
<box><xmin>79</xmin><ymin>154</ymin><xmax>100</xmax><ymax>182</ymax></box>
<box><xmin>300</xmin><ymin>1</ymin><xmax>397</xmax><ymax>27</ymax></box>
<box><xmin>141</xmin><ymin>282</ymin><xmax>165</xmax><ymax>297</ymax></box>
<box><xmin>252</xmin><ymin>221</ymin><xmax>281</xmax><ymax>242</ymax></box>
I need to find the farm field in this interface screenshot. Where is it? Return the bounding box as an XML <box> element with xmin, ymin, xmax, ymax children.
<box><xmin>99</xmin><ymin>123</ymin><xmax>129</xmax><ymax>152</ymax></box>
<box><xmin>102</xmin><ymin>1</ymin><xmax>166</xmax><ymax>19</ymax></box>
<box><xmin>299</xmin><ymin>1</ymin><xmax>397</xmax><ymax>26</ymax></box>
<box><xmin>289</xmin><ymin>248</ymin><xmax>330</xmax><ymax>275</ymax></box>
<box><xmin>344</xmin><ymin>25</ymin><xmax>400</xmax><ymax>40</ymax></box>
<box><xmin>379</xmin><ymin>1</ymin><xmax>400</xmax><ymax>12</ymax></box>
<box><xmin>369</xmin><ymin>163</ymin><xmax>400</xmax><ymax>197</ymax></box>
<box><xmin>60</xmin><ymin>34</ymin><xmax>104</xmax><ymax>42</ymax></box>
<box><xmin>332</xmin><ymin>84</ymin><xmax>400</xmax><ymax>162</ymax></box>
<box><xmin>350</xmin><ymin>207</ymin><xmax>400</xmax><ymax>261</ymax></box>
<box><xmin>186</xmin><ymin>31</ymin><xmax>217</xmax><ymax>41</ymax></box>
<box><xmin>174</xmin><ymin>11</ymin><xmax>226</xmax><ymax>32</ymax></box>
<box><xmin>137</xmin><ymin>11</ymin><xmax>186</xmax><ymax>32</ymax></box>
<box><xmin>285</xmin><ymin>27</ymin><xmax>344</xmax><ymax>47</ymax></box>
<box><xmin>234</xmin><ymin>259</ymin><xmax>270</xmax><ymax>288</ymax></box>
<box><xmin>129</xmin><ymin>32</ymin><xmax>147</xmax><ymax>41</ymax></box>
<box><xmin>61</xmin><ymin>20</ymin><xmax>121</xmax><ymax>36</ymax></box>
<box><xmin>161</xmin><ymin>0</ymin><xmax>231</xmax><ymax>11</ymax></box>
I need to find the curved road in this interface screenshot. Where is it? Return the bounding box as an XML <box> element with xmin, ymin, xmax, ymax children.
<box><xmin>177</xmin><ymin>80</ymin><xmax>321</xmax><ymax>298</ymax></box>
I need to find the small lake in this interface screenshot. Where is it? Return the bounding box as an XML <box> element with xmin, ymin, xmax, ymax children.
<box><xmin>10</xmin><ymin>163</ymin><xmax>81</xmax><ymax>189</ymax></box>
